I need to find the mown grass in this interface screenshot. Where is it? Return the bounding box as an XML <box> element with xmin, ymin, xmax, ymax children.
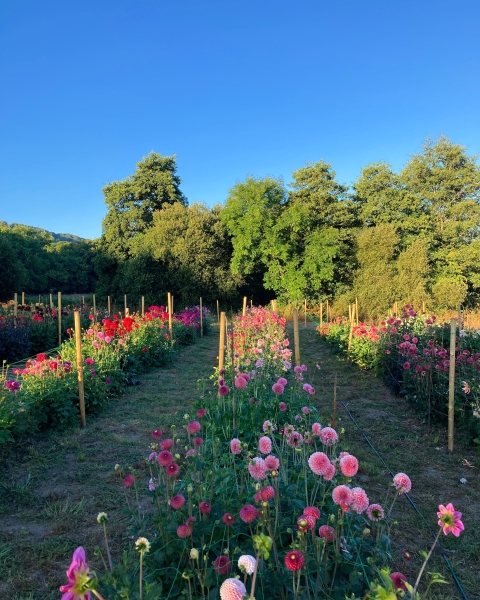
<box><xmin>0</xmin><ymin>332</ymin><xmax>219</xmax><ymax>599</ymax></box>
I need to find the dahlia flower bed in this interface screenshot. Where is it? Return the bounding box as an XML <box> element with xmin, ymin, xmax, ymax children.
<box><xmin>60</xmin><ymin>308</ymin><xmax>463</xmax><ymax>599</ymax></box>
<box><xmin>318</xmin><ymin>306</ymin><xmax>480</xmax><ymax>444</ymax></box>
<box><xmin>0</xmin><ymin>305</ymin><xmax>210</xmax><ymax>441</ymax></box>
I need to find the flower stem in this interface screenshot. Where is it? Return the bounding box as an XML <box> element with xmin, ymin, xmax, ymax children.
<box><xmin>412</xmin><ymin>528</ymin><xmax>442</xmax><ymax>598</ymax></box>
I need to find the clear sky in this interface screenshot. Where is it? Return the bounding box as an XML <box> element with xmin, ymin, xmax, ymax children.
<box><xmin>1</xmin><ymin>0</ymin><xmax>479</xmax><ymax>240</ymax></box>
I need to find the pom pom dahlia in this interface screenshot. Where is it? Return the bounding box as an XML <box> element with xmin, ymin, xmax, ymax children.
<box><xmin>332</xmin><ymin>485</ymin><xmax>353</xmax><ymax>507</ymax></box>
<box><xmin>265</xmin><ymin>455</ymin><xmax>280</xmax><ymax>470</ymax></box>
<box><xmin>366</xmin><ymin>503</ymin><xmax>385</xmax><ymax>521</ymax></box>
<box><xmin>318</xmin><ymin>525</ymin><xmax>335</xmax><ymax>541</ymax></box>
<box><xmin>303</xmin><ymin>506</ymin><xmax>321</xmax><ymax>520</ymax></box>
<box><xmin>248</xmin><ymin>457</ymin><xmax>267</xmax><ymax>481</ymax></box>
<box><xmin>238</xmin><ymin>554</ymin><xmax>256</xmax><ymax>575</ymax></box>
<box><xmin>170</xmin><ymin>494</ymin><xmax>185</xmax><ymax>510</ymax></box>
<box><xmin>230</xmin><ymin>438</ymin><xmax>242</xmax><ymax>454</ymax></box>
<box><xmin>285</xmin><ymin>550</ymin><xmax>304</xmax><ymax>571</ymax></box>
<box><xmin>340</xmin><ymin>454</ymin><xmax>358</xmax><ymax>477</ymax></box>
<box><xmin>214</xmin><ymin>555</ymin><xmax>232</xmax><ymax>575</ymax></box>
<box><xmin>258</xmin><ymin>436</ymin><xmax>272</xmax><ymax>454</ymax></box>
<box><xmin>350</xmin><ymin>487</ymin><xmax>369</xmax><ymax>514</ymax></box>
<box><xmin>220</xmin><ymin>578</ymin><xmax>247</xmax><ymax>600</ymax></box>
<box><xmin>239</xmin><ymin>504</ymin><xmax>258</xmax><ymax>523</ymax></box>
<box><xmin>308</xmin><ymin>452</ymin><xmax>331</xmax><ymax>476</ymax></box>
<box><xmin>319</xmin><ymin>427</ymin><xmax>338</xmax><ymax>446</ymax></box>
<box><xmin>393</xmin><ymin>472</ymin><xmax>412</xmax><ymax>494</ymax></box>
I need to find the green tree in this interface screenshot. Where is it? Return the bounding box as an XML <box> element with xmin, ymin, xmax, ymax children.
<box><xmin>102</xmin><ymin>152</ymin><xmax>187</xmax><ymax>260</ymax></box>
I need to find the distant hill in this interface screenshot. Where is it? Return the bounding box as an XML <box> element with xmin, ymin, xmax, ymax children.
<box><xmin>0</xmin><ymin>221</ymin><xmax>87</xmax><ymax>243</ymax></box>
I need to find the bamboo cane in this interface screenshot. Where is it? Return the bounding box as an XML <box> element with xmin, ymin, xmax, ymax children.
<box><xmin>293</xmin><ymin>309</ymin><xmax>300</xmax><ymax>366</ymax></box>
<box><xmin>200</xmin><ymin>297</ymin><xmax>203</xmax><ymax>337</ymax></box>
<box><xmin>74</xmin><ymin>311</ymin><xmax>86</xmax><ymax>428</ymax></box>
<box><xmin>218</xmin><ymin>312</ymin><xmax>226</xmax><ymax>379</ymax></box>
<box><xmin>448</xmin><ymin>318</ymin><xmax>456</xmax><ymax>452</ymax></box>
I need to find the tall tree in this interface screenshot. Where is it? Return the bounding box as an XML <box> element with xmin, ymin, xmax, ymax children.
<box><xmin>102</xmin><ymin>152</ymin><xmax>187</xmax><ymax>260</ymax></box>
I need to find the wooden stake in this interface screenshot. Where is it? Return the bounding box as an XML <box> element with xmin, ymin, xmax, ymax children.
<box><xmin>320</xmin><ymin>302</ymin><xmax>323</xmax><ymax>328</ymax></box>
<box><xmin>272</xmin><ymin>299</ymin><xmax>277</xmax><ymax>312</ymax></box>
<box><xmin>74</xmin><ymin>311</ymin><xmax>86</xmax><ymax>428</ymax></box>
<box><xmin>242</xmin><ymin>296</ymin><xmax>247</xmax><ymax>317</ymax></box>
<box><xmin>332</xmin><ymin>373</ymin><xmax>337</xmax><ymax>429</ymax></box>
<box><xmin>50</xmin><ymin>293</ymin><xmax>53</xmax><ymax>309</ymax></box>
<box><xmin>124</xmin><ymin>294</ymin><xmax>127</xmax><ymax>314</ymax></box>
<box><xmin>293</xmin><ymin>309</ymin><xmax>300</xmax><ymax>366</ymax></box>
<box><xmin>21</xmin><ymin>292</ymin><xmax>25</xmax><ymax>305</ymax></box>
<box><xmin>58</xmin><ymin>292</ymin><xmax>62</xmax><ymax>347</ymax></box>
<box><xmin>304</xmin><ymin>299</ymin><xmax>307</xmax><ymax>328</ymax></box>
<box><xmin>448</xmin><ymin>318</ymin><xmax>456</xmax><ymax>452</ymax></box>
<box><xmin>216</xmin><ymin>300</ymin><xmax>220</xmax><ymax>323</ymax></box>
<box><xmin>218</xmin><ymin>312</ymin><xmax>226</xmax><ymax>378</ymax></box>
<box><xmin>200</xmin><ymin>297</ymin><xmax>203</xmax><ymax>337</ymax></box>
<box><xmin>348</xmin><ymin>304</ymin><xmax>352</xmax><ymax>324</ymax></box>
<box><xmin>141</xmin><ymin>296</ymin><xmax>145</xmax><ymax>316</ymax></box>
<box><xmin>422</xmin><ymin>301</ymin><xmax>426</xmax><ymax>314</ymax></box>
<box><xmin>168</xmin><ymin>292</ymin><xmax>173</xmax><ymax>339</ymax></box>
<box><xmin>355</xmin><ymin>297</ymin><xmax>359</xmax><ymax>325</ymax></box>
<box><xmin>458</xmin><ymin>304</ymin><xmax>462</xmax><ymax>330</ymax></box>
<box><xmin>125</xmin><ymin>307</ymin><xmax>129</xmax><ymax>317</ymax></box>
<box><xmin>14</xmin><ymin>293</ymin><xmax>17</xmax><ymax>326</ymax></box>
<box><xmin>82</xmin><ymin>295</ymin><xmax>85</xmax><ymax>305</ymax></box>
<box><xmin>107</xmin><ymin>296</ymin><xmax>111</xmax><ymax>314</ymax></box>
<box><xmin>92</xmin><ymin>294</ymin><xmax>96</xmax><ymax>323</ymax></box>
<box><xmin>326</xmin><ymin>299</ymin><xmax>329</xmax><ymax>322</ymax></box>
<box><xmin>347</xmin><ymin>305</ymin><xmax>354</xmax><ymax>357</ymax></box>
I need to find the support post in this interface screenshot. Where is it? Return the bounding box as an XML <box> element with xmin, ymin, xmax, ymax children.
<box><xmin>74</xmin><ymin>311</ymin><xmax>86</xmax><ymax>428</ymax></box>
<box><xmin>242</xmin><ymin>296</ymin><xmax>247</xmax><ymax>317</ymax></box>
<box><xmin>21</xmin><ymin>292</ymin><xmax>25</xmax><ymax>305</ymax></box>
<box><xmin>200</xmin><ymin>297</ymin><xmax>203</xmax><ymax>337</ymax></box>
<box><xmin>272</xmin><ymin>299</ymin><xmax>277</xmax><ymax>312</ymax></box>
<box><xmin>124</xmin><ymin>294</ymin><xmax>127</xmax><ymax>314</ymax></box>
<box><xmin>50</xmin><ymin>293</ymin><xmax>53</xmax><ymax>309</ymax></box>
<box><xmin>218</xmin><ymin>312</ymin><xmax>226</xmax><ymax>379</ymax></box>
<box><xmin>216</xmin><ymin>299</ymin><xmax>220</xmax><ymax>323</ymax></box>
<box><xmin>320</xmin><ymin>302</ymin><xmax>323</xmax><ymax>328</ymax></box>
<box><xmin>332</xmin><ymin>373</ymin><xmax>337</xmax><ymax>429</ymax></box>
<box><xmin>168</xmin><ymin>292</ymin><xmax>173</xmax><ymax>339</ymax></box>
<box><xmin>448</xmin><ymin>318</ymin><xmax>456</xmax><ymax>452</ymax></box>
<box><xmin>58</xmin><ymin>292</ymin><xmax>62</xmax><ymax>347</ymax></box>
<box><xmin>107</xmin><ymin>296</ymin><xmax>111</xmax><ymax>314</ymax></box>
<box><xmin>14</xmin><ymin>293</ymin><xmax>17</xmax><ymax>326</ymax></box>
<box><xmin>326</xmin><ymin>300</ymin><xmax>329</xmax><ymax>322</ymax></box>
<box><xmin>355</xmin><ymin>297</ymin><xmax>359</xmax><ymax>325</ymax></box>
<box><xmin>141</xmin><ymin>296</ymin><xmax>145</xmax><ymax>317</ymax></box>
<box><xmin>293</xmin><ymin>309</ymin><xmax>300</xmax><ymax>366</ymax></box>
<box><xmin>304</xmin><ymin>298</ymin><xmax>307</xmax><ymax>328</ymax></box>
<box><xmin>92</xmin><ymin>294</ymin><xmax>96</xmax><ymax>323</ymax></box>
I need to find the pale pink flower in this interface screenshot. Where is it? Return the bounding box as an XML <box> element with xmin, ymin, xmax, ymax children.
<box><xmin>340</xmin><ymin>455</ymin><xmax>358</xmax><ymax>477</ymax></box>
<box><xmin>294</xmin><ymin>366</ymin><xmax>302</xmax><ymax>374</ymax></box>
<box><xmin>230</xmin><ymin>438</ymin><xmax>242</xmax><ymax>454</ymax></box>
<box><xmin>393</xmin><ymin>472</ymin><xmax>412</xmax><ymax>494</ymax></box>
<box><xmin>312</xmin><ymin>422</ymin><xmax>322</xmax><ymax>436</ymax></box>
<box><xmin>301</xmin><ymin>406</ymin><xmax>310</xmax><ymax>414</ymax></box>
<box><xmin>220</xmin><ymin>578</ymin><xmax>247</xmax><ymax>600</ymax></box>
<box><xmin>259</xmin><ymin>436</ymin><xmax>272</xmax><ymax>454</ymax></box>
<box><xmin>302</xmin><ymin>383</ymin><xmax>315</xmax><ymax>395</ymax></box>
<box><xmin>308</xmin><ymin>452</ymin><xmax>331</xmax><ymax>476</ymax></box>
<box><xmin>265</xmin><ymin>455</ymin><xmax>280</xmax><ymax>470</ymax></box>
<box><xmin>320</xmin><ymin>427</ymin><xmax>338</xmax><ymax>446</ymax></box>
<box><xmin>248</xmin><ymin>457</ymin><xmax>267</xmax><ymax>480</ymax></box>
<box><xmin>350</xmin><ymin>487</ymin><xmax>369</xmax><ymax>514</ymax></box>
<box><xmin>238</xmin><ymin>554</ymin><xmax>256</xmax><ymax>575</ymax></box>
<box><xmin>263</xmin><ymin>420</ymin><xmax>275</xmax><ymax>433</ymax></box>
<box><xmin>323</xmin><ymin>463</ymin><xmax>336</xmax><ymax>480</ymax></box>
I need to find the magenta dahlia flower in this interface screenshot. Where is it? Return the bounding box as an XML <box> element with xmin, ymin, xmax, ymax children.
<box><xmin>264</xmin><ymin>455</ymin><xmax>280</xmax><ymax>470</ymax></box>
<box><xmin>285</xmin><ymin>550</ymin><xmax>304</xmax><ymax>571</ymax></box>
<box><xmin>239</xmin><ymin>504</ymin><xmax>258</xmax><ymax>523</ymax></box>
<box><xmin>59</xmin><ymin>546</ymin><xmax>92</xmax><ymax>600</ymax></box>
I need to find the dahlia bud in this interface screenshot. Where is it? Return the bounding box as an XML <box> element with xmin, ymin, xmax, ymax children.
<box><xmin>190</xmin><ymin>548</ymin><xmax>199</xmax><ymax>560</ymax></box>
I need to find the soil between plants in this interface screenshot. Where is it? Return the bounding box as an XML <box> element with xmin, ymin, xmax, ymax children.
<box><xmin>0</xmin><ymin>324</ymin><xmax>478</xmax><ymax>600</ymax></box>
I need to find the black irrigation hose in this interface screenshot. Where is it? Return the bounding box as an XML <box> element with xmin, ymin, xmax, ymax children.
<box><xmin>339</xmin><ymin>399</ymin><xmax>469</xmax><ymax>600</ymax></box>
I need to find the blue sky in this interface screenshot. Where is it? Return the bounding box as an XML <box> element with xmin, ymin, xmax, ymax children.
<box><xmin>1</xmin><ymin>0</ymin><xmax>479</xmax><ymax>239</ymax></box>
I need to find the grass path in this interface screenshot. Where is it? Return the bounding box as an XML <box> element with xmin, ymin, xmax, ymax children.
<box><xmin>0</xmin><ymin>332</ymin><xmax>219</xmax><ymax>599</ymax></box>
<box><xmin>296</xmin><ymin>322</ymin><xmax>479</xmax><ymax>600</ymax></box>
<box><xmin>1</xmin><ymin>322</ymin><xmax>479</xmax><ymax>599</ymax></box>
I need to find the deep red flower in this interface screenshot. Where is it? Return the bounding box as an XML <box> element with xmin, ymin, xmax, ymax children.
<box><xmin>285</xmin><ymin>550</ymin><xmax>304</xmax><ymax>571</ymax></box>
<box><xmin>213</xmin><ymin>555</ymin><xmax>232</xmax><ymax>575</ymax></box>
<box><xmin>123</xmin><ymin>475</ymin><xmax>135</xmax><ymax>488</ymax></box>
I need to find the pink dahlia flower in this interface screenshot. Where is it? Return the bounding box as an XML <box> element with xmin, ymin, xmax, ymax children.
<box><xmin>323</xmin><ymin>463</ymin><xmax>336</xmax><ymax>481</ymax></box>
<box><xmin>258</xmin><ymin>436</ymin><xmax>272</xmax><ymax>454</ymax></box>
<box><xmin>332</xmin><ymin>485</ymin><xmax>353</xmax><ymax>506</ymax></box>
<box><xmin>220</xmin><ymin>578</ymin><xmax>247</xmax><ymax>600</ymax></box>
<box><xmin>393</xmin><ymin>472</ymin><xmax>412</xmax><ymax>494</ymax></box>
<box><xmin>318</xmin><ymin>525</ymin><xmax>335</xmax><ymax>542</ymax></box>
<box><xmin>170</xmin><ymin>494</ymin><xmax>185</xmax><ymax>510</ymax></box>
<box><xmin>312</xmin><ymin>422</ymin><xmax>322</xmax><ymax>436</ymax></box>
<box><xmin>219</xmin><ymin>385</ymin><xmax>230</xmax><ymax>396</ymax></box>
<box><xmin>230</xmin><ymin>438</ymin><xmax>242</xmax><ymax>454</ymax></box>
<box><xmin>248</xmin><ymin>457</ymin><xmax>267</xmax><ymax>480</ymax></box>
<box><xmin>199</xmin><ymin>501</ymin><xmax>211</xmax><ymax>514</ymax></box>
<box><xmin>177</xmin><ymin>523</ymin><xmax>193</xmax><ymax>538</ymax></box>
<box><xmin>272</xmin><ymin>382</ymin><xmax>284</xmax><ymax>395</ymax></box>
<box><xmin>60</xmin><ymin>546</ymin><xmax>92</xmax><ymax>600</ymax></box>
<box><xmin>277</xmin><ymin>377</ymin><xmax>288</xmax><ymax>386</ymax></box>
<box><xmin>239</xmin><ymin>504</ymin><xmax>258</xmax><ymax>523</ymax></box>
<box><xmin>260</xmin><ymin>486</ymin><xmax>275</xmax><ymax>501</ymax></box>
<box><xmin>437</xmin><ymin>503</ymin><xmax>464</xmax><ymax>536</ymax></box>
<box><xmin>350</xmin><ymin>487</ymin><xmax>369</xmax><ymax>514</ymax></box>
<box><xmin>340</xmin><ymin>455</ymin><xmax>358</xmax><ymax>477</ymax></box>
<box><xmin>166</xmin><ymin>463</ymin><xmax>179</xmax><ymax>477</ymax></box>
<box><xmin>158</xmin><ymin>451</ymin><xmax>173</xmax><ymax>466</ymax></box>
<box><xmin>222</xmin><ymin>512</ymin><xmax>235</xmax><ymax>526</ymax></box>
<box><xmin>303</xmin><ymin>506</ymin><xmax>321</xmax><ymax>520</ymax></box>
<box><xmin>187</xmin><ymin>420</ymin><xmax>201</xmax><ymax>435</ymax></box>
<box><xmin>319</xmin><ymin>427</ymin><xmax>338</xmax><ymax>446</ymax></box>
<box><xmin>265</xmin><ymin>455</ymin><xmax>280</xmax><ymax>470</ymax></box>
<box><xmin>297</xmin><ymin>514</ymin><xmax>316</xmax><ymax>532</ymax></box>
<box><xmin>308</xmin><ymin>452</ymin><xmax>331</xmax><ymax>476</ymax></box>
<box><xmin>196</xmin><ymin>408</ymin><xmax>206</xmax><ymax>418</ymax></box>
<box><xmin>160</xmin><ymin>438</ymin><xmax>173</xmax><ymax>450</ymax></box>
<box><xmin>285</xmin><ymin>550</ymin><xmax>304</xmax><ymax>571</ymax></box>
<box><xmin>279</xmin><ymin>402</ymin><xmax>287</xmax><ymax>411</ymax></box>
<box><xmin>263</xmin><ymin>420</ymin><xmax>275</xmax><ymax>433</ymax></box>
<box><xmin>366</xmin><ymin>503</ymin><xmax>384</xmax><ymax>521</ymax></box>
<box><xmin>235</xmin><ymin>377</ymin><xmax>247</xmax><ymax>389</ymax></box>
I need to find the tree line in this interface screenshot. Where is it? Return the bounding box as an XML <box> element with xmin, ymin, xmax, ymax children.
<box><xmin>2</xmin><ymin>136</ymin><xmax>480</xmax><ymax>316</ymax></box>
